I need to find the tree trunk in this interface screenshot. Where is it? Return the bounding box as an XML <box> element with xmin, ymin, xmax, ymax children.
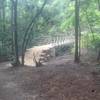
<box><xmin>2</xmin><ymin>0</ymin><xmax>5</xmax><ymax>32</ymax></box>
<box><xmin>78</xmin><ymin>0</ymin><xmax>81</xmax><ymax>58</ymax></box>
<box><xmin>0</xmin><ymin>0</ymin><xmax>6</xmax><ymax>55</ymax></box>
<box><xmin>13</xmin><ymin>0</ymin><xmax>20</xmax><ymax>66</ymax></box>
<box><xmin>97</xmin><ymin>0</ymin><xmax>100</xmax><ymax>11</ymax></box>
<box><xmin>79</xmin><ymin>25</ymin><xmax>81</xmax><ymax>58</ymax></box>
<box><xmin>21</xmin><ymin>0</ymin><xmax>47</xmax><ymax>65</ymax></box>
<box><xmin>74</xmin><ymin>0</ymin><xmax>80</xmax><ymax>62</ymax></box>
<box><xmin>11</xmin><ymin>0</ymin><xmax>14</xmax><ymax>54</ymax></box>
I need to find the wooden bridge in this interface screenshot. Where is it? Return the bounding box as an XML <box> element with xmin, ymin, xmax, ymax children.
<box><xmin>25</xmin><ymin>35</ymin><xmax>74</xmax><ymax>66</ymax></box>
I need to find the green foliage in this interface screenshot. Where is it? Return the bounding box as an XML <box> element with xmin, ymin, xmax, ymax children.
<box><xmin>90</xmin><ymin>33</ymin><xmax>100</xmax><ymax>49</ymax></box>
<box><xmin>82</xmin><ymin>33</ymin><xmax>100</xmax><ymax>51</ymax></box>
<box><xmin>55</xmin><ymin>43</ymin><xmax>73</xmax><ymax>56</ymax></box>
<box><xmin>0</xmin><ymin>0</ymin><xmax>100</xmax><ymax>61</ymax></box>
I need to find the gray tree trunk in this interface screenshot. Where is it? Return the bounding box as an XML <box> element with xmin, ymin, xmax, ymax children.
<box><xmin>75</xmin><ymin>0</ymin><xmax>80</xmax><ymax>62</ymax></box>
<box><xmin>13</xmin><ymin>0</ymin><xmax>20</xmax><ymax>66</ymax></box>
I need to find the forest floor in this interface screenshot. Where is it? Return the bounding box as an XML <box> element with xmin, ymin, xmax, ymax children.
<box><xmin>0</xmin><ymin>54</ymin><xmax>100</xmax><ymax>100</ymax></box>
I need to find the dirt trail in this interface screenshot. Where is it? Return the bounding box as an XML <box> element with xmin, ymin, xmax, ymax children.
<box><xmin>0</xmin><ymin>55</ymin><xmax>100</xmax><ymax>100</ymax></box>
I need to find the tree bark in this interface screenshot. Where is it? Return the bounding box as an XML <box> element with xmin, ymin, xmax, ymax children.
<box><xmin>79</xmin><ymin>25</ymin><xmax>81</xmax><ymax>58</ymax></box>
<box><xmin>11</xmin><ymin>0</ymin><xmax>14</xmax><ymax>54</ymax></box>
<box><xmin>13</xmin><ymin>0</ymin><xmax>20</xmax><ymax>65</ymax></box>
<box><xmin>75</xmin><ymin>0</ymin><xmax>80</xmax><ymax>62</ymax></box>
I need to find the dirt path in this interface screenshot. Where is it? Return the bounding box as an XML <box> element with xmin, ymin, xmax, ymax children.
<box><xmin>0</xmin><ymin>56</ymin><xmax>100</xmax><ymax>100</ymax></box>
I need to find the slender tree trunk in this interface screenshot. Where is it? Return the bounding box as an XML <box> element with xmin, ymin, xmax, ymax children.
<box><xmin>78</xmin><ymin>0</ymin><xmax>81</xmax><ymax>58</ymax></box>
<box><xmin>21</xmin><ymin>0</ymin><xmax>47</xmax><ymax>65</ymax></box>
<box><xmin>79</xmin><ymin>25</ymin><xmax>81</xmax><ymax>57</ymax></box>
<box><xmin>13</xmin><ymin>0</ymin><xmax>20</xmax><ymax>65</ymax></box>
<box><xmin>2</xmin><ymin>0</ymin><xmax>5</xmax><ymax>32</ymax></box>
<box><xmin>97</xmin><ymin>0</ymin><xmax>100</xmax><ymax>11</ymax></box>
<box><xmin>96</xmin><ymin>0</ymin><xmax>100</xmax><ymax>61</ymax></box>
<box><xmin>11</xmin><ymin>0</ymin><xmax>14</xmax><ymax>54</ymax></box>
<box><xmin>0</xmin><ymin>0</ymin><xmax>5</xmax><ymax>55</ymax></box>
<box><xmin>75</xmin><ymin>0</ymin><xmax>80</xmax><ymax>62</ymax></box>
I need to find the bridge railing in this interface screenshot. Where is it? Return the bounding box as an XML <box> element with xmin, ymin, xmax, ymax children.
<box><xmin>31</xmin><ymin>35</ymin><xmax>74</xmax><ymax>47</ymax></box>
<box><xmin>51</xmin><ymin>35</ymin><xmax>74</xmax><ymax>47</ymax></box>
